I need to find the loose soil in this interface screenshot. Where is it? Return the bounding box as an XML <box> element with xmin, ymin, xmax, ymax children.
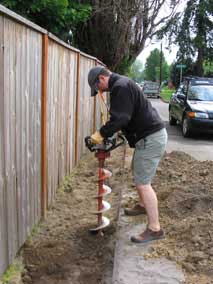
<box><xmin>123</xmin><ymin>149</ymin><xmax>213</xmax><ymax>284</ymax></box>
<box><xmin>21</xmin><ymin>147</ymin><xmax>213</xmax><ymax>284</ymax></box>
<box><xmin>22</xmin><ymin>148</ymin><xmax>125</xmax><ymax>284</ymax></box>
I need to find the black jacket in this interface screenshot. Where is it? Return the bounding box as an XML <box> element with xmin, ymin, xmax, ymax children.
<box><xmin>100</xmin><ymin>73</ymin><xmax>165</xmax><ymax>147</ymax></box>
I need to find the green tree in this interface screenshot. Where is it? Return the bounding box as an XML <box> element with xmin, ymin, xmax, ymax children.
<box><xmin>144</xmin><ymin>49</ymin><xmax>161</xmax><ymax>81</ymax></box>
<box><xmin>0</xmin><ymin>0</ymin><xmax>92</xmax><ymax>42</ymax></box>
<box><xmin>75</xmin><ymin>0</ymin><xmax>181</xmax><ymax>72</ymax></box>
<box><xmin>203</xmin><ymin>61</ymin><xmax>213</xmax><ymax>77</ymax></box>
<box><xmin>144</xmin><ymin>48</ymin><xmax>169</xmax><ymax>82</ymax></box>
<box><xmin>162</xmin><ymin>61</ymin><xmax>170</xmax><ymax>82</ymax></box>
<box><xmin>170</xmin><ymin>58</ymin><xmax>194</xmax><ymax>88</ymax></box>
<box><xmin>127</xmin><ymin>59</ymin><xmax>144</xmax><ymax>83</ymax></box>
<box><xmin>158</xmin><ymin>0</ymin><xmax>213</xmax><ymax>76</ymax></box>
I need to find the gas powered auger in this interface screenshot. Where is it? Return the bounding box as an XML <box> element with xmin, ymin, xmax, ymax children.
<box><xmin>85</xmin><ymin>135</ymin><xmax>125</xmax><ymax>234</ymax></box>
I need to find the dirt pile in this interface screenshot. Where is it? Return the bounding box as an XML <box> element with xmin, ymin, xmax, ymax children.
<box><xmin>123</xmin><ymin>150</ymin><xmax>213</xmax><ymax>284</ymax></box>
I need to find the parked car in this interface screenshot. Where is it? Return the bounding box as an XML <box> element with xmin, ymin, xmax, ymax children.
<box><xmin>143</xmin><ymin>81</ymin><xmax>160</xmax><ymax>98</ymax></box>
<box><xmin>169</xmin><ymin>77</ymin><xmax>213</xmax><ymax>137</ymax></box>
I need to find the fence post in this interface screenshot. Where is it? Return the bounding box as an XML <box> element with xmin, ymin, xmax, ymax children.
<box><xmin>41</xmin><ymin>34</ymin><xmax>48</xmax><ymax>218</ymax></box>
<box><xmin>75</xmin><ymin>52</ymin><xmax>80</xmax><ymax>166</ymax></box>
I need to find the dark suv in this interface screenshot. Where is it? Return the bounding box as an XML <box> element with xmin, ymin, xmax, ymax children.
<box><xmin>169</xmin><ymin>77</ymin><xmax>213</xmax><ymax>137</ymax></box>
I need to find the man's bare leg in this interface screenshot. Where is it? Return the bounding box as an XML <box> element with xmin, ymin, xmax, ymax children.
<box><xmin>136</xmin><ymin>184</ymin><xmax>160</xmax><ymax>231</ymax></box>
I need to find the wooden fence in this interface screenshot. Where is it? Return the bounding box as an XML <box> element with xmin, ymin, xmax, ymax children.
<box><xmin>0</xmin><ymin>4</ymin><xmax>105</xmax><ymax>276</ymax></box>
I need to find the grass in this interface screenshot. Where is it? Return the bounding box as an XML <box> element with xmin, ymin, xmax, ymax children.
<box><xmin>0</xmin><ymin>258</ymin><xmax>25</xmax><ymax>284</ymax></box>
<box><xmin>58</xmin><ymin>174</ymin><xmax>74</xmax><ymax>193</ymax></box>
<box><xmin>160</xmin><ymin>87</ymin><xmax>175</xmax><ymax>103</ymax></box>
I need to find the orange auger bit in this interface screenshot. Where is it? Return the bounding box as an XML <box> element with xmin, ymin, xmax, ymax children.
<box><xmin>85</xmin><ymin>135</ymin><xmax>125</xmax><ymax>234</ymax></box>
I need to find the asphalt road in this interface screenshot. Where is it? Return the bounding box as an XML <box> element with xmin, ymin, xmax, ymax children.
<box><xmin>151</xmin><ymin>98</ymin><xmax>213</xmax><ymax>161</ymax></box>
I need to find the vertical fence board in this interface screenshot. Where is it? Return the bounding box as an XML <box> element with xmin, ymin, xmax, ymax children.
<box><xmin>58</xmin><ymin>47</ymin><xmax>65</xmax><ymax>185</ymax></box>
<box><xmin>53</xmin><ymin>47</ymin><xmax>57</xmax><ymax>201</ymax></box>
<box><xmin>36</xmin><ymin>35</ymin><xmax>42</xmax><ymax>222</ymax></box>
<box><xmin>70</xmin><ymin>51</ymin><xmax>77</xmax><ymax>171</ymax></box>
<box><xmin>46</xmin><ymin>41</ymin><xmax>52</xmax><ymax>206</ymax></box>
<box><xmin>66</xmin><ymin>51</ymin><xmax>77</xmax><ymax>172</ymax></box>
<box><xmin>0</xmin><ymin>15</ymin><xmax>9</xmax><ymax>276</ymax></box>
<box><xmin>28</xmin><ymin>28</ymin><xmax>34</xmax><ymax>227</ymax></box>
<box><xmin>20</xmin><ymin>25</ymin><xmax>28</xmax><ymax>242</ymax></box>
<box><xmin>41</xmin><ymin>34</ymin><xmax>48</xmax><ymax>217</ymax></box>
<box><xmin>53</xmin><ymin>41</ymin><xmax>60</xmax><ymax>203</ymax></box>
<box><xmin>26</xmin><ymin>27</ymin><xmax>31</xmax><ymax>231</ymax></box>
<box><xmin>47</xmin><ymin>40</ymin><xmax>60</xmax><ymax>205</ymax></box>
<box><xmin>4</xmin><ymin>18</ymin><xmax>18</xmax><ymax>262</ymax></box>
<box><xmin>46</xmin><ymin>41</ymin><xmax>51</xmax><ymax>206</ymax></box>
<box><xmin>15</xmin><ymin>22</ymin><xmax>24</xmax><ymax>246</ymax></box>
<box><xmin>65</xmin><ymin>51</ymin><xmax>71</xmax><ymax>173</ymax></box>
<box><xmin>75</xmin><ymin>52</ymin><xmax>80</xmax><ymax>165</ymax></box>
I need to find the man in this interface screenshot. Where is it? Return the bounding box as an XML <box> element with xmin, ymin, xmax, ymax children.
<box><xmin>88</xmin><ymin>66</ymin><xmax>167</xmax><ymax>243</ymax></box>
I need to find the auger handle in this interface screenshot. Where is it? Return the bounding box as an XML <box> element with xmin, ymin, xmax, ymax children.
<box><xmin>85</xmin><ymin>134</ymin><xmax>125</xmax><ymax>153</ymax></box>
<box><xmin>85</xmin><ymin>136</ymin><xmax>96</xmax><ymax>152</ymax></box>
<box><xmin>104</xmin><ymin>134</ymin><xmax>125</xmax><ymax>152</ymax></box>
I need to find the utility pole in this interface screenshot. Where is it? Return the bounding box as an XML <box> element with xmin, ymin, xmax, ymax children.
<box><xmin>159</xmin><ymin>42</ymin><xmax>163</xmax><ymax>87</ymax></box>
<box><xmin>180</xmin><ymin>65</ymin><xmax>183</xmax><ymax>84</ymax></box>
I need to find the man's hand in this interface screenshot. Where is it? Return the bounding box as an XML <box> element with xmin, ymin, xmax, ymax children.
<box><xmin>91</xmin><ymin>131</ymin><xmax>104</xmax><ymax>144</ymax></box>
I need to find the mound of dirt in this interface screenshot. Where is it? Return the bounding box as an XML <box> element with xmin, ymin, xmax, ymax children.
<box><xmin>123</xmin><ymin>150</ymin><xmax>213</xmax><ymax>284</ymax></box>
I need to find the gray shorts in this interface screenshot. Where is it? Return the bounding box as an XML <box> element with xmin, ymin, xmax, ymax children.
<box><xmin>132</xmin><ymin>128</ymin><xmax>167</xmax><ymax>185</ymax></box>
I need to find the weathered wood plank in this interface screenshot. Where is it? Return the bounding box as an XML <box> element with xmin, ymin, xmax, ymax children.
<box><xmin>64</xmin><ymin>51</ymin><xmax>70</xmax><ymax>173</ymax></box>
<box><xmin>55</xmin><ymin>46</ymin><xmax>60</xmax><ymax>198</ymax></box>
<box><xmin>20</xmin><ymin>24</ymin><xmax>28</xmax><ymax>244</ymax></box>
<box><xmin>47</xmin><ymin>40</ymin><xmax>59</xmax><ymax>206</ymax></box>
<box><xmin>72</xmin><ymin>53</ymin><xmax>78</xmax><ymax>167</ymax></box>
<box><xmin>25</xmin><ymin>28</ymin><xmax>31</xmax><ymax>236</ymax></box>
<box><xmin>58</xmin><ymin>46</ymin><xmax>64</xmax><ymax>185</ymax></box>
<box><xmin>15</xmin><ymin>21</ymin><xmax>24</xmax><ymax>247</ymax></box>
<box><xmin>28</xmin><ymin>28</ymin><xmax>34</xmax><ymax>228</ymax></box>
<box><xmin>0</xmin><ymin>15</ymin><xmax>9</xmax><ymax>276</ymax></box>
<box><xmin>50</xmin><ymin>40</ymin><xmax>57</xmax><ymax>205</ymax></box>
<box><xmin>46</xmin><ymin>41</ymin><xmax>53</xmax><ymax>206</ymax></box>
<box><xmin>67</xmin><ymin>51</ymin><xmax>77</xmax><ymax>171</ymax></box>
<box><xmin>75</xmin><ymin>52</ymin><xmax>80</xmax><ymax>165</ymax></box>
<box><xmin>4</xmin><ymin>18</ymin><xmax>18</xmax><ymax>262</ymax></box>
<box><xmin>35</xmin><ymin>33</ymin><xmax>42</xmax><ymax>223</ymax></box>
<box><xmin>41</xmin><ymin>34</ymin><xmax>48</xmax><ymax>218</ymax></box>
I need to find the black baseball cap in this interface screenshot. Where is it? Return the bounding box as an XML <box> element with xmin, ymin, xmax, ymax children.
<box><xmin>88</xmin><ymin>66</ymin><xmax>105</xmax><ymax>96</ymax></box>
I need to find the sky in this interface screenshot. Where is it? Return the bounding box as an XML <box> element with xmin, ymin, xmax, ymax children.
<box><xmin>137</xmin><ymin>0</ymin><xmax>187</xmax><ymax>66</ymax></box>
<box><xmin>137</xmin><ymin>40</ymin><xmax>179</xmax><ymax>66</ymax></box>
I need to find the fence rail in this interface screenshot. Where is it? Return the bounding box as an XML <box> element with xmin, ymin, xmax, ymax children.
<box><xmin>0</xmin><ymin>4</ymin><xmax>104</xmax><ymax>276</ymax></box>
